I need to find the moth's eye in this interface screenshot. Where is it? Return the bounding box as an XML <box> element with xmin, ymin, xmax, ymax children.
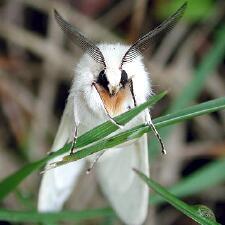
<box><xmin>97</xmin><ymin>70</ymin><xmax>109</xmax><ymax>90</ymax></box>
<box><xmin>120</xmin><ymin>70</ymin><xmax>128</xmax><ymax>87</ymax></box>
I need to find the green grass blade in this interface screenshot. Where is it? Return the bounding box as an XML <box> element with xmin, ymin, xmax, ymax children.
<box><xmin>0</xmin><ymin>97</ymin><xmax>224</xmax><ymax>201</ymax></box>
<box><xmin>50</xmin><ymin>97</ymin><xmax>225</xmax><ymax>167</ymax></box>
<box><xmin>149</xmin><ymin>98</ymin><xmax>225</xmax><ymax>205</ymax></box>
<box><xmin>134</xmin><ymin>169</ymin><xmax>220</xmax><ymax>225</ymax></box>
<box><xmin>75</xmin><ymin>91</ymin><xmax>166</xmax><ymax>147</ymax></box>
<box><xmin>154</xmin><ymin>97</ymin><xmax>225</xmax><ymax>127</ymax></box>
<box><xmin>0</xmin><ymin>97</ymin><xmax>224</xmax><ymax>221</ymax></box>
<box><xmin>150</xmin><ymin>25</ymin><xmax>225</xmax><ymax>157</ymax></box>
<box><xmin>0</xmin><ymin>160</ymin><xmax>46</xmax><ymax>201</ymax></box>
<box><xmin>3</xmin><ymin>159</ymin><xmax>225</xmax><ymax>223</ymax></box>
<box><xmin>0</xmin><ymin>208</ymin><xmax>113</xmax><ymax>223</ymax></box>
<box><xmin>0</xmin><ymin>92</ymin><xmax>165</xmax><ymax>201</ymax></box>
<box><xmin>168</xmin><ymin>157</ymin><xmax>225</xmax><ymax>197</ymax></box>
<box><xmin>150</xmin><ymin>157</ymin><xmax>225</xmax><ymax>205</ymax></box>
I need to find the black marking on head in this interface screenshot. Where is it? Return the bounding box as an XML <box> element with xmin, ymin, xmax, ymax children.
<box><xmin>120</xmin><ymin>70</ymin><xmax>128</xmax><ymax>87</ymax></box>
<box><xmin>97</xmin><ymin>70</ymin><xmax>109</xmax><ymax>91</ymax></box>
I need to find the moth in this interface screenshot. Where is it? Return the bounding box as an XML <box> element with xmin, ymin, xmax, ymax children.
<box><xmin>38</xmin><ymin>3</ymin><xmax>187</xmax><ymax>225</ymax></box>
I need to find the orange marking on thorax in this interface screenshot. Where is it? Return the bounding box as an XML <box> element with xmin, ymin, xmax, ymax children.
<box><xmin>96</xmin><ymin>85</ymin><xmax>129</xmax><ymax>116</ymax></box>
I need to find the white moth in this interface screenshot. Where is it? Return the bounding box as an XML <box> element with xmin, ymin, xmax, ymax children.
<box><xmin>38</xmin><ymin>3</ymin><xmax>187</xmax><ymax>225</ymax></box>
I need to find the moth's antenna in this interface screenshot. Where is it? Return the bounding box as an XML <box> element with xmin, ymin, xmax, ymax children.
<box><xmin>54</xmin><ymin>9</ymin><xmax>106</xmax><ymax>68</ymax></box>
<box><xmin>92</xmin><ymin>82</ymin><xmax>123</xmax><ymax>129</ymax></box>
<box><xmin>129</xmin><ymin>80</ymin><xmax>166</xmax><ymax>155</ymax></box>
<box><xmin>121</xmin><ymin>2</ymin><xmax>187</xmax><ymax>66</ymax></box>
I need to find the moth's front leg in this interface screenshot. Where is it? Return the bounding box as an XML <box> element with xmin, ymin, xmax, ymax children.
<box><xmin>70</xmin><ymin>123</ymin><xmax>78</xmax><ymax>155</ymax></box>
<box><xmin>145</xmin><ymin>109</ymin><xmax>166</xmax><ymax>155</ymax></box>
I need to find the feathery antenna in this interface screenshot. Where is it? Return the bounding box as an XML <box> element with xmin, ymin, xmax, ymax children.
<box><xmin>54</xmin><ymin>9</ymin><xmax>106</xmax><ymax>67</ymax></box>
<box><xmin>121</xmin><ymin>2</ymin><xmax>187</xmax><ymax>66</ymax></box>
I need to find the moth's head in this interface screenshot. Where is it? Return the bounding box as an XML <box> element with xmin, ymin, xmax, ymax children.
<box><xmin>54</xmin><ymin>3</ymin><xmax>187</xmax><ymax>96</ymax></box>
<box><xmin>96</xmin><ymin>68</ymin><xmax>126</xmax><ymax>96</ymax></box>
<box><xmin>93</xmin><ymin>43</ymin><xmax>143</xmax><ymax>96</ymax></box>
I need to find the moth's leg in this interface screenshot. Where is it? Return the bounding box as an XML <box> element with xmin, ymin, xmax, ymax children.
<box><xmin>129</xmin><ymin>80</ymin><xmax>166</xmax><ymax>155</ymax></box>
<box><xmin>129</xmin><ymin>79</ymin><xmax>137</xmax><ymax>107</ymax></box>
<box><xmin>145</xmin><ymin>109</ymin><xmax>166</xmax><ymax>155</ymax></box>
<box><xmin>46</xmin><ymin>151</ymin><xmax>53</xmax><ymax>156</ymax></box>
<box><xmin>70</xmin><ymin>123</ymin><xmax>78</xmax><ymax>155</ymax></box>
<box><xmin>86</xmin><ymin>151</ymin><xmax>105</xmax><ymax>174</ymax></box>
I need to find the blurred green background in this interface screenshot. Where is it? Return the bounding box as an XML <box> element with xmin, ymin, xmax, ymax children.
<box><xmin>0</xmin><ymin>0</ymin><xmax>224</xmax><ymax>225</ymax></box>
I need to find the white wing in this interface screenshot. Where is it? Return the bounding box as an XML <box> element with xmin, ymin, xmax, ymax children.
<box><xmin>38</xmin><ymin>103</ymin><xmax>85</xmax><ymax>212</ymax></box>
<box><xmin>96</xmin><ymin>134</ymin><xmax>149</xmax><ymax>225</ymax></box>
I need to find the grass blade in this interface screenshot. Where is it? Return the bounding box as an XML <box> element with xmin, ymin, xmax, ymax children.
<box><xmin>0</xmin><ymin>97</ymin><xmax>224</xmax><ymax>221</ymax></box>
<box><xmin>0</xmin><ymin>97</ymin><xmax>224</xmax><ymax>201</ymax></box>
<box><xmin>0</xmin><ymin>208</ymin><xmax>113</xmax><ymax>223</ymax></box>
<box><xmin>48</xmin><ymin>97</ymin><xmax>225</xmax><ymax>168</ymax></box>
<box><xmin>134</xmin><ymin>169</ymin><xmax>220</xmax><ymax>225</ymax></box>
<box><xmin>0</xmin><ymin>160</ymin><xmax>46</xmax><ymax>202</ymax></box>
<box><xmin>150</xmin><ymin>25</ymin><xmax>225</xmax><ymax>157</ymax></box>
<box><xmin>154</xmin><ymin>97</ymin><xmax>225</xmax><ymax>127</ymax></box>
<box><xmin>0</xmin><ymin>92</ymin><xmax>165</xmax><ymax>201</ymax></box>
<box><xmin>75</xmin><ymin>91</ymin><xmax>167</xmax><ymax>147</ymax></box>
<box><xmin>150</xmin><ymin>157</ymin><xmax>225</xmax><ymax>205</ymax></box>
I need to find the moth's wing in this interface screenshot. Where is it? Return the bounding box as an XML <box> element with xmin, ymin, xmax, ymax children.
<box><xmin>38</xmin><ymin>103</ymin><xmax>85</xmax><ymax>211</ymax></box>
<box><xmin>96</xmin><ymin>134</ymin><xmax>149</xmax><ymax>225</ymax></box>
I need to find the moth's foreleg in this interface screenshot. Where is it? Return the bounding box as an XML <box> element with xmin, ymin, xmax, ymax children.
<box><xmin>129</xmin><ymin>80</ymin><xmax>166</xmax><ymax>155</ymax></box>
<box><xmin>129</xmin><ymin>79</ymin><xmax>166</xmax><ymax>154</ymax></box>
<box><xmin>70</xmin><ymin>124</ymin><xmax>78</xmax><ymax>155</ymax></box>
<box><xmin>86</xmin><ymin>151</ymin><xmax>105</xmax><ymax>174</ymax></box>
<box><xmin>129</xmin><ymin>79</ymin><xmax>137</xmax><ymax>107</ymax></box>
<box><xmin>145</xmin><ymin>110</ymin><xmax>166</xmax><ymax>155</ymax></box>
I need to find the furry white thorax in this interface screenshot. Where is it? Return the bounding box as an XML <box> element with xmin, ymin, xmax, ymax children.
<box><xmin>68</xmin><ymin>43</ymin><xmax>152</xmax><ymax>131</ymax></box>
